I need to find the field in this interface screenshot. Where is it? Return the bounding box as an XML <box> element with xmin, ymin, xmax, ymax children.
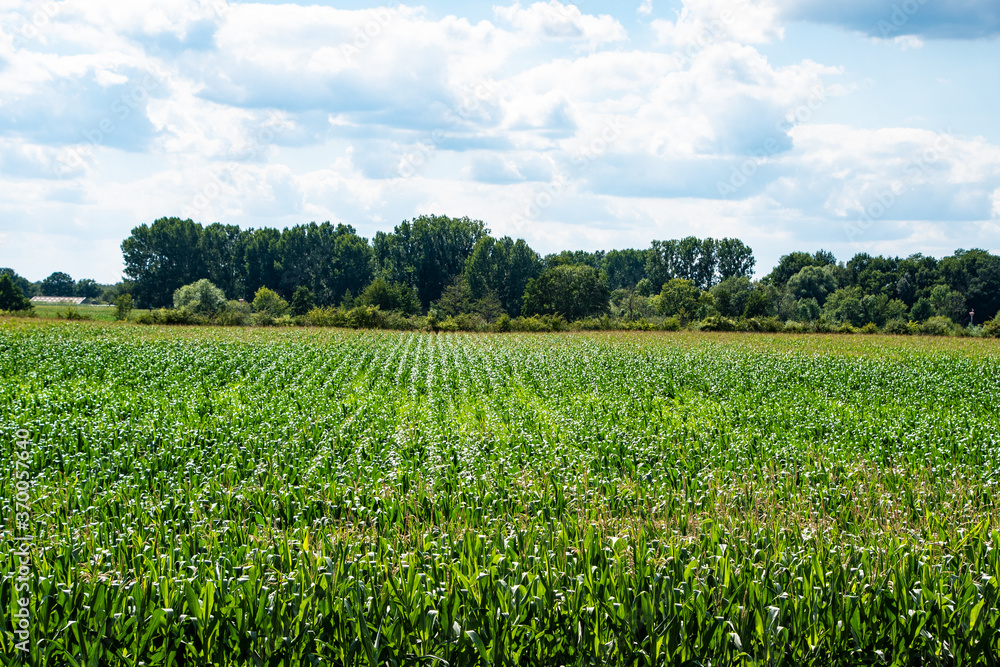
<box><xmin>28</xmin><ymin>304</ymin><xmax>118</xmax><ymax>322</ymax></box>
<box><xmin>1</xmin><ymin>321</ymin><xmax>999</xmax><ymax>666</ymax></box>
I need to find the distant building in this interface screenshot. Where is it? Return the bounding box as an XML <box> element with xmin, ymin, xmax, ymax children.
<box><xmin>31</xmin><ymin>296</ymin><xmax>86</xmax><ymax>305</ymax></box>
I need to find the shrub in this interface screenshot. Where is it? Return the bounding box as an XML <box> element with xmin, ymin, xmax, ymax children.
<box><xmin>883</xmin><ymin>319</ymin><xmax>910</xmax><ymax>336</ymax></box>
<box><xmin>622</xmin><ymin>318</ymin><xmax>656</xmax><ymax>331</ymax></box>
<box><xmin>783</xmin><ymin>321</ymin><xmax>807</xmax><ymax>334</ymax></box>
<box><xmin>252</xmin><ymin>288</ymin><xmax>289</xmax><ymax>317</ymax></box>
<box><xmin>494</xmin><ymin>314</ymin><xmax>512</xmax><ymax>332</ymax></box>
<box><xmin>837</xmin><ymin>322</ymin><xmax>858</xmax><ymax>335</ymax></box>
<box><xmin>661</xmin><ymin>317</ymin><xmax>682</xmax><ymax>332</ymax></box>
<box><xmin>985</xmin><ymin>317</ymin><xmax>1000</xmax><ymax>338</ymax></box>
<box><xmin>306</xmin><ymin>307</ymin><xmax>347</xmax><ymax>328</ymax></box>
<box><xmin>135</xmin><ymin>308</ymin><xmax>205</xmax><ymax>325</ymax></box>
<box><xmin>860</xmin><ymin>322</ymin><xmax>879</xmax><ymax>335</ymax></box>
<box><xmin>52</xmin><ymin>308</ymin><xmax>90</xmax><ymax>320</ymax></box>
<box><xmin>699</xmin><ymin>316</ymin><xmax>737</xmax><ymax>332</ymax></box>
<box><xmin>173</xmin><ymin>280</ymin><xmax>226</xmax><ymax>315</ymax></box>
<box><xmin>437</xmin><ymin>317</ymin><xmax>460</xmax><ymax>332</ymax></box>
<box><xmin>921</xmin><ymin>316</ymin><xmax>954</xmax><ymax>337</ymax></box>
<box><xmin>347</xmin><ymin>305</ymin><xmax>386</xmax><ymax>329</ymax></box>
<box><xmin>114</xmin><ymin>294</ymin><xmax>133</xmax><ymax>321</ymax></box>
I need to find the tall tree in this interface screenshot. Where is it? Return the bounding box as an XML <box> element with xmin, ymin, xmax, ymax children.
<box><xmin>764</xmin><ymin>250</ymin><xmax>836</xmax><ymax>287</ymax></box>
<box><xmin>277</xmin><ymin>222</ymin><xmax>373</xmax><ymax>306</ymax></box>
<box><xmin>122</xmin><ymin>217</ymin><xmax>206</xmax><ymax>307</ymax></box>
<box><xmin>0</xmin><ymin>274</ymin><xmax>32</xmax><ymax>311</ymax></box>
<box><xmin>601</xmin><ymin>249</ymin><xmax>648</xmax><ymax>291</ymax></box>
<box><xmin>465</xmin><ymin>236</ymin><xmax>542</xmax><ymax>316</ymax></box>
<box><xmin>40</xmin><ymin>272</ymin><xmax>75</xmax><ymax>296</ymax></box>
<box><xmin>200</xmin><ymin>223</ymin><xmax>246</xmax><ymax>300</ymax></box>
<box><xmin>243</xmin><ymin>228</ymin><xmax>282</xmax><ymax>298</ymax></box>
<box><xmin>716</xmin><ymin>238</ymin><xmax>756</xmax><ymax>281</ymax></box>
<box><xmin>373</xmin><ymin>215</ymin><xmax>487</xmax><ymax>309</ymax></box>
<box><xmin>0</xmin><ymin>269</ymin><xmax>35</xmax><ymax>298</ymax></box>
<box><xmin>522</xmin><ymin>264</ymin><xmax>608</xmax><ymax>320</ymax></box>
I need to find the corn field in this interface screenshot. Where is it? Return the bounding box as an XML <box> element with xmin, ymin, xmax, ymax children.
<box><xmin>1</xmin><ymin>322</ymin><xmax>999</xmax><ymax>666</ymax></box>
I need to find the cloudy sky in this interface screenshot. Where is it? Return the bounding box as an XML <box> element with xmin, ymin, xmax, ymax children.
<box><xmin>1</xmin><ymin>0</ymin><xmax>999</xmax><ymax>283</ymax></box>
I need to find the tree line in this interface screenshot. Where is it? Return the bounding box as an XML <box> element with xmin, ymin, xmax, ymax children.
<box><xmin>2</xmin><ymin>215</ymin><xmax>998</xmax><ymax>334</ymax></box>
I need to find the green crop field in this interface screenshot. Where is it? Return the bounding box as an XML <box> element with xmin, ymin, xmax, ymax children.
<box><xmin>1</xmin><ymin>321</ymin><xmax>999</xmax><ymax>665</ymax></box>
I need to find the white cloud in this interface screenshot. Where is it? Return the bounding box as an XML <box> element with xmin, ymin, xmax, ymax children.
<box><xmin>2</xmin><ymin>0</ymin><xmax>1000</xmax><ymax>283</ymax></box>
<box><xmin>493</xmin><ymin>1</ymin><xmax>628</xmax><ymax>47</ymax></box>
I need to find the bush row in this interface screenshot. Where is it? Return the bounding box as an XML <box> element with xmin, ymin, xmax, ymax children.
<box><xmin>121</xmin><ymin>304</ymin><xmax>1000</xmax><ymax>338</ymax></box>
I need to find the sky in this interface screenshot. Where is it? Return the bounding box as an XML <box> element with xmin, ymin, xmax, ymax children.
<box><xmin>1</xmin><ymin>0</ymin><xmax>999</xmax><ymax>283</ymax></box>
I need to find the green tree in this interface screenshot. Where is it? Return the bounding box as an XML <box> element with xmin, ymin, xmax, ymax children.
<box><xmin>290</xmin><ymin>286</ymin><xmax>314</xmax><ymax>316</ymax></box>
<box><xmin>252</xmin><ymin>287</ymin><xmax>289</xmax><ymax>317</ymax></box>
<box><xmin>716</xmin><ymin>238</ymin><xmax>756</xmax><ymax>281</ymax></box>
<box><xmin>74</xmin><ymin>278</ymin><xmax>102</xmax><ymax>299</ymax></box>
<box><xmin>40</xmin><ymin>271</ymin><xmax>75</xmax><ymax>296</ymax></box>
<box><xmin>786</xmin><ymin>265</ymin><xmax>838</xmax><ymax>306</ymax></box>
<box><xmin>710</xmin><ymin>276</ymin><xmax>753</xmax><ymax>318</ymax></box>
<box><xmin>243</xmin><ymin>227</ymin><xmax>282</xmax><ymax>298</ymax></box>
<box><xmin>0</xmin><ymin>273</ymin><xmax>32</xmax><ymax>311</ymax></box>
<box><xmin>930</xmin><ymin>284</ymin><xmax>967</xmax><ymax>323</ymax></box>
<box><xmin>174</xmin><ymin>279</ymin><xmax>226</xmax><ymax>315</ymax></box>
<box><xmin>373</xmin><ymin>215</ymin><xmax>487</xmax><ymax>309</ymax></box>
<box><xmin>910</xmin><ymin>297</ymin><xmax>934</xmax><ymax>322</ymax></box>
<box><xmin>0</xmin><ymin>268</ymin><xmax>34</xmax><ymax>297</ymax></box>
<box><xmin>358</xmin><ymin>277</ymin><xmax>420</xmax><ymax>315</ymax></box>
<box><xmin>201</xmin><ymin>223</ymin><xmax>246</xmax><ymax>299</ymax></box>
<box><xmin>122</xmin><ymin>217</ymin><xmax>206</xmax><ymax>307</ymax></box>
<box><xmin>465</xmin><ymin>236</ymin><xmax>542</xmax><ymax>317</ymax></box>
<box><xmin>435</xmin><ymin>277</ymin><xmax>473</xmax><ymax>317</ymax></box>
<box><xmin>656</xmin><ymin>279</ymin><xmax>702</xmax><ymax>319</ymax></box>
<box><xmin>742</xmin><ymin>288</ymin><xmax>772</xmax><ymax>319</ymax></box>
<box><xmin>522</xmin><ymin>264</ymin><xmax>609</xmax><ymax>320</ymax></box>
<box><xmin>277</xmin><ymin>222</ymin><xmax>373</xmax><ymax>306</ymax></box>
<box><xmin>114</xmin><ymin>294</ymin><xmax>133</xmax><ymax>321</ymax></box>
<box><xmin>601</xmin><ymin>249</ymin><xmax>648</xmax><ymax>291</ymax></box>
<box><xmin>823</xmin><ymin>286</ymin><xmax>865</xmax><ymax>327</ymax></box>
<box><xmin>764</xmin><ymin>250</ymin><xmax>836</xmax><ymax>287</ymax></box>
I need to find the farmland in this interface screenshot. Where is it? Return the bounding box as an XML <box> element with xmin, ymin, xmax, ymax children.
<box><xmin>1</xmin><ymin>321</ymin><xmax>999</xmax><ymax>665</ymax></box>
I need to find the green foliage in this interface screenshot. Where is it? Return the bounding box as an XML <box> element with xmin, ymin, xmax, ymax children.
<box><xmin>742</xmin><ymin>288</ymin><xmax>771</xmax><ymax>319</ymax></box>
<box><xmin>983</xmin><ymin>316</ymin><xmax>1000</xmax><ymax>338</ymax></box>
<box><xmin>922</xmin><ymin>315</ymin><xmax>956</xmax><ymax>337</ymax></box>
<box><xmin>251</xmin><ymin>287</ymin><xmax>289</xmax><ymax>317</ymax></box>
<box><xmin>883</xmin><ymin>319</ymin><xmax>911</xmax><ymax>335</ymax></box>
<box><xmin>823</xmin><ymin>286</ymin><xmax>865</xmax><ymax>327</ymax></box>
<box><xmin>0</xmin><ymin>273</ymin><xmax>32</xmax><ymax>311</ymax></box>
<box><xmin>40</xmin><ymin>271</ymin><xmax>75</xmax><ymax>296</ymax></box>
<box><xmin>373</xmin><ymin>215</ymin><xmax>488</xmax><ymax>308</ymax></box>
<box><xmin>114</xmin><ymin>294</ymin><xmax>134</xmax><ymax>321</ymax></box>
<box><xmin>74</xmin><ymin>278</ymin><xmax>102</xmax><ymax>299</ymax></box>
<box><xmin>787</xmin><ymin>264</ymin><xmax>837</xmax><ymax>305</ymax></box>
<box><xmin>217</xmin><ymin>300</ymin><xmax>251</xmax><ymax>326</ymax></box>
<box><xmin>522</xmin><ymin>264</ymin><xmax>608</xmax><ymax>320</ymax></box>
<box><xmin>358</xmin><ymin>277</ymin><xmax>421</xmax><ymax>315</ymax></box>
<box><xmin>764</xmin><ymin>249</ymin><xmax>836</xmax><ymax>286</ymax></box>
<box><xmin>910</xmin><ymin>297</ymin><xmax>934</xmax><ymax>322</ymax></box>
<box><xmin>290</xmin><ymin>286</ymin><xmax>314</xmax><ymax>317</ymax></box>
<box><xmin>173</xmin><ymin>279</ymin><xmax>227</xmax><ymax>315</ymax></box>
<box><xmin>656</xmin><ymin>278</ymin><xmax>701</xmax><ymax>320</ymax></box>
